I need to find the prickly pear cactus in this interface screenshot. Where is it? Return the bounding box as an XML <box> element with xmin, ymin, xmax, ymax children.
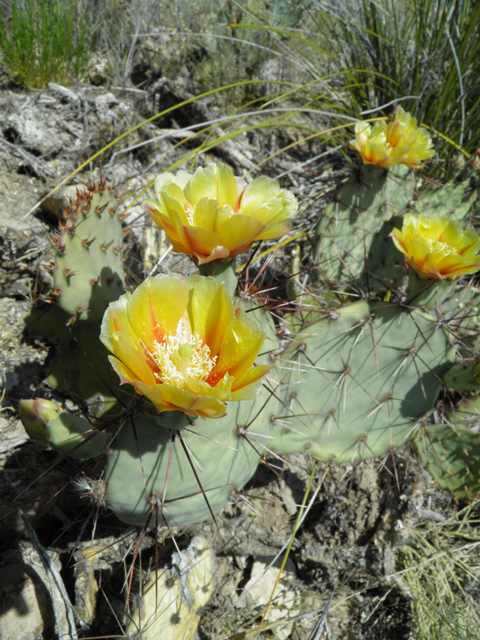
<box><xmin>44</xmin><ymin>178</ymin><xmax>126</xmax><ymax>324</ymax></box>
<box><xmin>126</xmin><ymin>536</ymin><xmax>215</xmax><ymax>640</ymax></box>
<box><xmin>18</xmin><ymin>146</ymin><xmax>480</xmax><ymax>538</ymax></box>
<box><xmin>270</xmin><ymin>300</ymin><xmax>454</xmax><ymax>462</ymax></box>
<box><xmin>414</xmin><ymin>421</ymin><xmax>480</xmax><ymax>499</ymax></box>
<box><xmin>313</xmin><ymin>164</ymin><xmax>415</xmax><ymax>291</ymax></box>
<box><xmin>96</xmin><ymin>300</ymin><xmax>279</xmax><ymax>528</ymax></box>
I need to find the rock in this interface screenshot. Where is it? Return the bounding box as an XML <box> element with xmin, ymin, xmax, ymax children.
<box><xmin>0</xmin><ymin>562</ymin><xmax>53</xmax><ymax>640</ymax></box>
<box><xmin>0</xmin><ymin>545</ymin><xmax>67</xmax><ymax>640</ymax></box>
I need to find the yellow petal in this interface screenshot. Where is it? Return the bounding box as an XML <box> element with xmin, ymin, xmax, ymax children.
<box><xmin>184</xmin><ymin>163</ymin><xmax>237</xmax><ymax>208</ymax></box>
<box><xmin>192</xmin><ymin>198</ymin><xmax>220</xmax><ymax>232</ymax></box>
<box><xmin>112</xmin><ymin>333</ymin><xmax>156</xmax><ymax>385</ymax></box>
<box><xmin>231</xmin><ymin>363</ymin><xmax>272</xmax><ymax>398</ymax></box>
<box><xmin>185</xmin><ymin>375</ymin><xmax>232</xmax><ymax>400</ymax></box>
<box><xmin>183</xmin><ymin>225</ymin><xmax>223</xmax><ymax>259</ymax></box>
<box><xmin>127</xmin><ymin>276</ymin><xmax>189</xmax><ymax>350</ymax></box>
<box><xmin>239</xmin><ymin>176</ymin><xmax>297</xmax><ymax>221</ymax></box>
<box><xmin>255</xmin><ymin>220</ymin><xmax>291</xmax><ymax>241</ymax></box>
<box><xmin>211</xmin><ymin>312</ymin><xmax>265</xmax><ymax>383</ymax></box>
<box><xmin>108</xmin><ymin>355</ymin><xmax>137</xmax><ymax>385</ymax></box>
<box><xmin>186</xmin><ymin>276</ymin><xmax>234</xmax><ymax>355</ymax></box>
<box><xmin>219</xmin><ymin>215</ymin><xmax>265</xmax><ymax>251</ymax></box>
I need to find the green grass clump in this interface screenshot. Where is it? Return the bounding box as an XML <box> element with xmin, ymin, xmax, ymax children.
<box><xmin>0</xmin><ymin>0</ymin><xmax>91</xmax><ymax>87</ymax></box>
<box><xmin>397</xmin><ymin>503</ymin><xmax>480</xmax><ymax>640</ymax></box>
<box><xmin>295</xmin><ymin>0</ymin><xmax>480</xmax><ymax>160</ymax></box>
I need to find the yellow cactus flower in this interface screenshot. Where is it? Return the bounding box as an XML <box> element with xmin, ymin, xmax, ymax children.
<box><xmin>392</xmin><ymin>214</ymin><xmax>480</xmax><ymax>280</ymax></box>
<box><xmin>144</xmin><ymin>162</ymin><xmax>297</xmax><ymax>264</ymax></box>
<box><xmin>100</xmin><ymin>274</ymin><xmax>272</xmax><ymax>418</ymax></box>
<box><xmin>352</xmin><ymin>107</ymin><xmax>434</xmax><ymax>167</ymax></box>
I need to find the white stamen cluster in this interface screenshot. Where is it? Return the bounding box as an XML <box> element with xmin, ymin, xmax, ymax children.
<box><xmin>153</xmin><ymin>330</ymin><xmax>217</xmax><ymax>389</ymax></box>
<box><xmin>424</xmin><ymin>237</ymin><xmax>457</xmax><ymax>256</ymax></box>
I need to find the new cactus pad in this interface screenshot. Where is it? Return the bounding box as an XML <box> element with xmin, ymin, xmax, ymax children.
<box><xmin>45</xmin><ymin>178</ymin><xmax>126</xmax><ymax>323</ymax></box>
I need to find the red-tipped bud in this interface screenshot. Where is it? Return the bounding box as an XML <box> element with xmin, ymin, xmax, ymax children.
<box><xmin>19</xmin><ymin>398</ymin><xmax>61</xmax><ymax>442</ymax></box>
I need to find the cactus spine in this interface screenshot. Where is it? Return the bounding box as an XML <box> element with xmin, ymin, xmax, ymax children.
<box><xmin>45</xmin><ymin>179</ymin><xmax>126</xmax><ymax>323</ymax></box>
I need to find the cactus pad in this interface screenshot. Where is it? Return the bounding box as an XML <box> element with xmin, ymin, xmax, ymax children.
<box><xmin>414</xmin><ymin>423</ymin><xmax>480</xmax><ymax>499</ymax></box>
<box><xmin>269</xmin><ymin>300</ymin><xmax>454</xmax><ymax>462</ymax></box>
<box><xmin>104</xmin><ymin>382</ymin><xmax>278</xmax><ymax>528</ymax></box>
<box><xmin>45</xmin><ymin>179</ymin><xmax>126</xmax><ymax>323</ymax></box>
<box><xmin>314</xmin><ymin>164</ymin><xmax>414</xmax><ymax>289</ymax></box>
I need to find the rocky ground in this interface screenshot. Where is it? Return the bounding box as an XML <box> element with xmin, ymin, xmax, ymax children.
<box><xmin>0</xmin><ymin>70</ymin><xmax>479</xmax><ymax>640</ymax></box>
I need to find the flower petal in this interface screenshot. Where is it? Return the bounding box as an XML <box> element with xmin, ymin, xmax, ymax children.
<box><xmin>146</xmin><ymin>162</ymin><xmax>297</xmax><ymax>262</ymax></box>
<box><xmin>127</xmin><ymin>275</ymin><xmax>189</xmax><ymax>349</ymax></box>
<box><xmin>186</xmin><ymin>275</ymin><xmax>234</xmax><ymax>356</ymax></box>
<box><xmin>209</xmin><ymin>310</ymin><xmax>265</xmax><ymax>384</ymax></box>
<box><xmin>219</xmin><ymin>215</ymin><xmax>266</xmax><ymax>251</ymax></box>
<box><xmin>112</xmin><ymin>333</ymin><xmax>157</xmax><ymax>385</ymax></box>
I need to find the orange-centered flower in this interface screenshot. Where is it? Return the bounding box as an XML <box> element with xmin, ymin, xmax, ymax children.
<box><xmin>144</xmin><ymin>162</ymin><xmax>298</xmax><ymax>264</ymax></box>
<box><xmin>100</xmin><ymin>274</ymin><xmax>272</xmax><ymax>418</ymax></box>
<box><xmin>352</xmin><ymin>107</ymin><xmax>434</xmax><ymax>167</ymax></box>
<box><xmin>392</xmin><ymin>214</ymin><xmax>480</xmax><ymax>280</ymax></box>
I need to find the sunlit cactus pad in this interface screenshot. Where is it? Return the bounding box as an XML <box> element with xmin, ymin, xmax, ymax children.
<box><xmin>270</xmin><ymin>300</ymin><xmax>455</xmax><ymax>462</ymax></box>
<box><xmin>46</xmin><ymin>179</ymin><xmax>126</xmax><ymax>322</ymax></box>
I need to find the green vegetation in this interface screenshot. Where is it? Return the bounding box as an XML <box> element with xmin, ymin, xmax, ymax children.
<box><xmin>398</xmin><ymin>503</ymin><xmax>480</xmax><ymax>640</ymax></box>
<box><xmin>0</xmin><ymin>0</ymin><xmax>91</xmax><ymax>87</ymax></box>
<box><xmin>8</xmin><ymin>1</ymin><xmax>480</xmax><ymax>638</ymax></box>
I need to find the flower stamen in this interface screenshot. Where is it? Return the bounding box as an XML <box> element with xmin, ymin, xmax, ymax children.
<box><xmin>153</xmin><ymin>331</ymin><xmax>217</xmax><ymax>389</ymax></box>
<box><xmin>423</xmin><ymin>238</ymin><xmax>458</xmax><ymax>256</ymax></box>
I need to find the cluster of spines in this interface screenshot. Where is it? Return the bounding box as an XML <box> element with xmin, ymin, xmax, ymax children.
<box><xmin>42</xmin><ymin>178</ymin><xmax>128</xmax><ymax>324</ymax></box>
